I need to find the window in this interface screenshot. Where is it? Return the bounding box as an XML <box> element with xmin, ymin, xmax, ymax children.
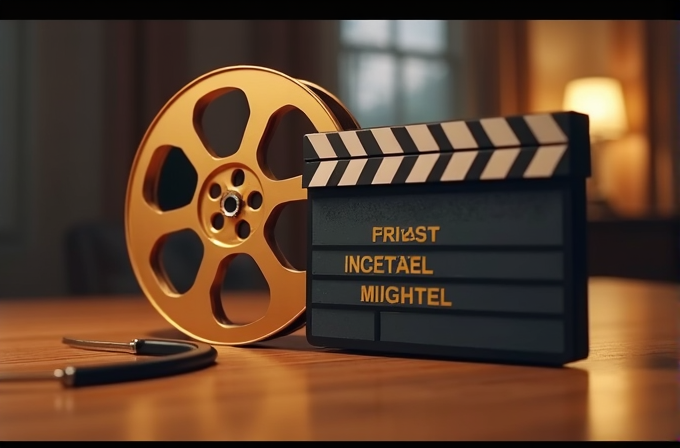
<box><xmin>338</xmin><ymin>20</ymin><xmax>464</xmax><ymax>129</ymax></box>
<box><xmin>0</xmin><ymin>20</ymin><xmax>21</xmax><ymax>234</ymax></box>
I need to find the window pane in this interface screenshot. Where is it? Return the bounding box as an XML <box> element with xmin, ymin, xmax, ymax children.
<box><xmin>341</xmin><ymin>51</ymin><xmax>397</xmax><ymax>128</ymax></box>
<box><xmin>401</xmin><ymin>57</ymin><xmax>451</xmax><ymax>124</ymax></box>
<box><xmin>396</xmin><ymin>20</ymin><xmax>446</xmax><ymax>53</ymax></box>
<box><xmin>340</xmin><ymin>20</ymin><xmax>391</xmax><ymax>49</ymax></box>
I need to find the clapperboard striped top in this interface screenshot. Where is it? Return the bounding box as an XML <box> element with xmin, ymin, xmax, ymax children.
<box><xmin>302</xmin><ymin>111</ymin><xmax>590</xmax><ymax>188</ymax></box>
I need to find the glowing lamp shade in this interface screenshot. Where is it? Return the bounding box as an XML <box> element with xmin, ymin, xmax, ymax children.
<box><xmin>563</xmin><ymin>77</ymin><xmax>628</xmax><ymax>141</ymax></box>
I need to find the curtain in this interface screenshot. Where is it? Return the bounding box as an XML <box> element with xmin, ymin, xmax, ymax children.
<box><xmin>463</xmin><ymin>20</ymin><xmax>530</xmax><ymax>118</ymax></box>
<box><xmin>643</xmin><ymin>20</ymin><xmax>679</xmax><ymax>216</ymax></box>
<box><xmin>101</xmin><ymin>20</ymin><xmax>327</xmax><ymax>268</ymax></box>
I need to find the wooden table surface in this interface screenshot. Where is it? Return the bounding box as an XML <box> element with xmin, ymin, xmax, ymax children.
<box><xmin>0</xmin><ymin>277</ymin><xmax>676</xmax><ymax>441</ymax></box>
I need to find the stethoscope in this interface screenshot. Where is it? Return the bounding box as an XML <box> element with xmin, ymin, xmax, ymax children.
<box><xmin>0</xmin><ymin>337</ymin><xmax>218</xmax><ymax>388</ymax></box>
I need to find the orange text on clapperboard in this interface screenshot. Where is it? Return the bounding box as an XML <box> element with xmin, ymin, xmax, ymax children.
<box><xmin>343</xmin><ymin>226</ymin><xmax>451</xmax><ymax>308</ymax></box>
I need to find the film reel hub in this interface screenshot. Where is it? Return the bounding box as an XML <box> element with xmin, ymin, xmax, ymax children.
<box><xmin>125</xmin><ymin>66</ymin><xmax>359</xmax><ymax>345</ymax></box>
<box><xmin>200</xmin><ymin>164</ymin><xmax>263</xmax><ymax>246</ymax></box>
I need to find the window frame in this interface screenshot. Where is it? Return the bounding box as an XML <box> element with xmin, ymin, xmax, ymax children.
<box><xmin>337</xmin><ymin>20</ymin><xmax>464</xmax><ymax>127</ymax></box>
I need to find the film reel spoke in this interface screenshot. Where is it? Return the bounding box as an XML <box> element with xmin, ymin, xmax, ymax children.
<box><xmin>186</xmin><ymin>243</ymin><xmax>225</xmax><ymax>300</ymax></box>
<box><xmin>239</xmin><ymin>236</ymin><xmax>305</xmax><ymax>318</ymax></box>
<box><xmin>246</xmin><ymin>236</ymin><xmax>301</xmax><ymax>277</ymax></box>
<box><xmin>157</xmin><ymin>129</ymin><xmax>221</xmax><ymax>180</ymax></box>
<box><xmin>237</xmin><ymin>102</ymin><xmax>279</xmax><ymax>167</ymax></box>
<box><xmin>145</xmin><ymin>244</ymin><xmax>226</xmax><ymax>335</ymax></box>
<box><xmin>126</xmin><ymin>202</ymin><xmax>198</xmax><ymax>268</ymax></box>
<box><xmin>263</xmin><ymin>256</ymin><xmax>304</xmax><ymax>290</ymax></box>
<box><xmin>264</xmin><ymin>175</ymin><xmax>306</xmax><ymax>207</ymax></box>
<box><xmin>146</xmin><ymin>204</ymin><xmax>197</xmax><ymax>237</ymax></box>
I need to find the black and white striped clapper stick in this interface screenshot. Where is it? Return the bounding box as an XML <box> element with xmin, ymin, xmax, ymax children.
<box><xmin>302</xmin><ymin>111</ymin><xmax>590</xmax><ymax>188</ymax></box>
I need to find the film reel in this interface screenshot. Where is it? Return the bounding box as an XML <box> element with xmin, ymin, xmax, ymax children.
<box><xmin>125</xmin><ymin>66</ymin><xmax>359</xmax><ymax>345</ymax></box>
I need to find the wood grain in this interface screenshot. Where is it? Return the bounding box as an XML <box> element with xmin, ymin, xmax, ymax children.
<box><xmin>0</xmin><ymin>277</ymin><xmax>676</xmax><ymax>441</ymax></box>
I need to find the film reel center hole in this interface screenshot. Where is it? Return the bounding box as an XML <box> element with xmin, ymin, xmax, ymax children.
<box><xmin>248</xmin><ymin>191</ymin><xmax>262</xmax><ymax>210</ymax></box>
<box><xmin>209</xmin><ymin>183</ymin><xmax>222</xmax><ymax>199</ymax></box>
<box><xmin>211</xmin><ymin>213</ymin><xmax>224</xmax><ymax>231</ymax></box>
<box><xmin>232</xmin><ymin>169</ymin><xmax>245</xmax><ymax>187</ymax></box>
<box><xmin>237</xmin><ymin>221</ymin><xmax>250</xmax><ymax>239</ymax></box>
<box><xmin>223</xmin><ymin>196</ymin><xmax>239</xmax><ymax>214</ymax></box>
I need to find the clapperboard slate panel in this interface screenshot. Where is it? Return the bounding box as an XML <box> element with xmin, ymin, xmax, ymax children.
<box><xmin>302</xmin><ymin>111</ymin><xmax>591</xmax><ymax>366</ymax></box>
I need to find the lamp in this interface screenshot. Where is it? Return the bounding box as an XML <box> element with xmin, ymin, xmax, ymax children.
<box><xmin>563</xmin><ymin>77</ymin><xmax>629</xmax><ymax>216</ymax></box>
<box><xmin>563</xmin><ymin>77</ymin><xmax>628</xmax><ymax>142</ymax></box>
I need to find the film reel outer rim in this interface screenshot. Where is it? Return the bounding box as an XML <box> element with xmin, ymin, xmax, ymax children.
<box><xmin>298</xmin><ymin>80</ymin><xmax>361</xmax><ymax>132</ymax></box>
<box><xmin>124</xmin><ymin>65</ymin><xmax>354</xmax><ymax>345</ymax></box>
<box><xmin>273</xmin><ymin>79</ymin><xmax>361</xmax><ymax>338</ymax></box>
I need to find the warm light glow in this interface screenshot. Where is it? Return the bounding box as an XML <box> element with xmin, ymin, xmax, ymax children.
<box><xmin>563</xmin><ymin>77</ymin><xmax>628</xmax><ymax>141</ymax></box>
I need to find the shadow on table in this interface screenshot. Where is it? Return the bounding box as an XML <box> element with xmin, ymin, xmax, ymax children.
<box><xmin>146</xmin><ymin>328</ymin><xmax>321</xmax><ymax>352</ymax></box>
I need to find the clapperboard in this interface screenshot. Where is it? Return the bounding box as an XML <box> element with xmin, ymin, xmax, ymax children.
<box><xmin>302</xmin><ymin>111</ymin><xmax>591</xmax><ymax>366</ymax></box>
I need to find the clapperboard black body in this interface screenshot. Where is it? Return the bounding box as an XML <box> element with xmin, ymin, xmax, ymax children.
<box><xmin>301</xmin><ymin>111</ymin><xmax>591</xmax><ymax>366</ymax></box>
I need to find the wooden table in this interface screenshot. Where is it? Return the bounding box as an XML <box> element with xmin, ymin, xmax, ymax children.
<box><xmin>0</xmin><ymin>277</ymin><xmax>676</xmax><ymax>441</ymax></box>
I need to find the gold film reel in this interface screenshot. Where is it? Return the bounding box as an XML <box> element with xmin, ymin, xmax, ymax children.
<box><xmin>125</xmin><ymin>66</ymin><xmax>359</xmax><ymax>345</ymax></box>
